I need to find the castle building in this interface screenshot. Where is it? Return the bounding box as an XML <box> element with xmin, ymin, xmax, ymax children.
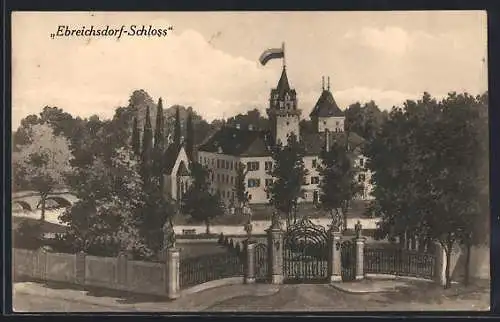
<box><xmin>197</xmin><ymin>66</ymin><xmax>373</xmax><ymax>206</ymax></box>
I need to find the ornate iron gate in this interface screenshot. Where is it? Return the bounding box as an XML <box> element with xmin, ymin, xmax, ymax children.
<box><xmin>254</xmin><ymin>242</ymin><xmax>268</xmax><ymax>281</ymax></box>
<box><xmin>341</xmin><ymin>239</ymin><xmax>356</xmax><ymax>281</ymax></box>
<box><xmin>283</xmin><ymin>218</ymin><xmax>328</xmax><ymax>283</ymax></box>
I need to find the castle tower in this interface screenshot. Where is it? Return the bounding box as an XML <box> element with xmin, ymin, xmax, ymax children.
<box><xmin>266</xmin><ymin>66</ymin><xmax>301</xmax><ymax>146</ymax></box>
<box><xmin>310</xmin><ymin>76</ymin><xmax>345</xmax><ymax>133</ymax></box>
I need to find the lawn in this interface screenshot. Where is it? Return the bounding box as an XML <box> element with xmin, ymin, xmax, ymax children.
<box><xmin>177</xmin><ymin>242</ymin><xmax>229</xmax><ymax>259</ymax></box>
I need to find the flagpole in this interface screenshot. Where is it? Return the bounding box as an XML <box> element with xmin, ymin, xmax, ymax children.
<box><xmin>282</xmin><ymin>42</ymin><xmax>286</xmax><ymax>69</ymax></box>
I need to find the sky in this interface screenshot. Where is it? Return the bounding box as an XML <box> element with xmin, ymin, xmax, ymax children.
<box><xmin>12</xmin><ymin>11</ymin><xmax>488</xmax><ymax>130</ymax></box>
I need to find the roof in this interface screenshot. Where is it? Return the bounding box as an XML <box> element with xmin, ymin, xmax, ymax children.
<box><xmin>197</xmin><ymin>126</ymin><xmax>273</xmax><ymax>157</ymax></box>
<box><xmin>163</xmin><ymin>144</ymin><xmax>183</xmax><ymax>174</ymax></box>
<box><xmin>198</xmin><ymin>125</ymin><xmax>365</xmax><ymax>157</ymax></box>
<box><xmin>271</xmin><ymin>67</ymin><xmax>297</xmax><ymax>100</ymax></box>
<box><xmin>309</xmin><ymin>89</ymin><xmax>344</xmax><ymax>118</ymax></box>
<box><xmin>302</xmin><ymin>131</ymin><xmax>365</xmax><ymax>156</ymax></box>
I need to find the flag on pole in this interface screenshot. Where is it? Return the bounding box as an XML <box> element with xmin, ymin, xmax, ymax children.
<box><xmin>259</xmin><ymin>44</ymin><xmax>285</xmax><ymax>66</ymax></box>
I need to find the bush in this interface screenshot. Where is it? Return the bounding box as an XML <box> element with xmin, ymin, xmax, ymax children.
<box><xmin>218</xmin><ymin>233</ymin><xmax>224</xmax><ymax>244</ymax></box>
<box><xmin>13</xmin><ymin>220</ymin><xmax>43</xmax><ymax>250</ymax></box>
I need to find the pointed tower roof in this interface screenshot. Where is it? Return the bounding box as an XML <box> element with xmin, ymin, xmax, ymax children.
<box><xmin>276</xmin><ymin>67</ymin><xmax>291</xmax><ymax>95</ymax></box>
<box><xmin>309</xmin><ymin>78</ymin><xmax>344</xmax><ymax>117</ymax></box>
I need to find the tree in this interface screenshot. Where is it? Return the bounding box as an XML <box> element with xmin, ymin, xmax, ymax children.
<box><xmin>153</xmin><ymin>98</ymin><xmax>165</xmax><ymax>188</ymax></box>
<box><xmin>345</xmin><ymin>101</ymin><xmax>387</xmax><ymax>142</ymax></box>
<box><xmin>366</xmin><ymin>92</ymin><xmax>488</xmax><ymax>288</ymax></box>
<box><xmin>141</xmin><ymin>106</ymin><xmax>153</xmax><ymax>185</ymax></box>
<box><xmin>12</xmin><ymin>123</ymin><xmax>74</xmax><ymax>221</ymax></box>
<box><xmin>174</xmin><ymin>106</ymin><xmax>182</xmax><ymax>148</ymax></box>
<box><xmin>266</xmin><ymin>133</ymin><xmax>308</xmax><ymax>227</ymax></box>
<box><xmin>59</xmin><ymin>147</ymin><xmax>149</xmax><ymax>258</ymax></box>
<box><xmin>233</xmin><ymin>162</ymin><xmax>249</xmax><ymax>214</ymax></box>
<box><xmin>131</xmin><ymin>117</ymin><xmax>141</xmax><ymax>156</ymax></box>
<box><xmin>182</xmin><ymin>163</ymin><xmax>225</xmax><ymax>234</ymax></box>
<box><xmin>318</xmin><ymin>139</ymin><xmax>362</xmax><ymax>232</ymax></box>
<box><xmin>185</xmin><ymin>107</ymin><xmax>194</xmax><ymax>160</ymax></box>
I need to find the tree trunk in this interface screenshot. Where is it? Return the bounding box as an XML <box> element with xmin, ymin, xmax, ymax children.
<box><xmin>205</xmin><ymin>220</ymin><xmax>211</xmax><ymax>235</ymax></box>
<box><xmin>40</xmin><ymin>194</ymin><xmax>47</xmax><ymax>222</ymax></box>
<box><xmin>464</xmin><ymin>241</ymin><xmax>471</xmax><ymax>286</ymax></box>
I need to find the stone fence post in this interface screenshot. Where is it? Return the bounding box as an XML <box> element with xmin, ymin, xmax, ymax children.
<box><xmin>117</xmin><ymin>252</ymin><xmax>128</xmax><ymax>289</ymax></box>
<box><xmin>245</xmin><ymin>241</ymin><xmax>256</xmax><ymax>284</ymax></box>
<box><xmin>355</xmin><ymin>237</ymin><xmax>366</xmax><ymax>280</ymax></box>
<box><xmin>328</xmin><ymin>229</ymin><xmax>342</xmax><ymax>283</ymax></box>
<box><xmin>165</xmin><ymin>247</ymin><xmax>180</xmax><ymax>300</ymax></box>
<box><xmin>36</xmin><ymin>248</ymin><xmax>48</xmax><ymax>281</ymax></box>
<box><xmin>267</xmin><ymin>225</ymin><xmax>284</xmax><ymax>284</ymax></box>
<box><xmin>433</xmin><ymin>242</ymin><xmax>446</xmax><ymax>286</ymax></box>
<box><xmin>75</xmin><ymin>251</ymin><xmax>86</xmax><ymax>285</ymax></box>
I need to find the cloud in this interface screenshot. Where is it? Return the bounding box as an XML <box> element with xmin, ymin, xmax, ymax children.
<box><xmin>12</xmin><ymin>13</ymin><xmax>487</xmax><ymax>130</ymax></box>
<box><xmin>12</xmin><ymin>24</ymin><xmax>276</xmax><ymax>128</ymax></box>
<box><xmin>345</xmin><ymin>27</ymin><xmax>411</xmax><ymax>55</ymax></box>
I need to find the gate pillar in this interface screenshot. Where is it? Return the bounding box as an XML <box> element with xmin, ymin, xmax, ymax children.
<box><xmin>244</xmin><ymin>241</ymin><xmax>256</xmax><ymax>284</ymax></box>
<box><xmin>328</xmin><ymin>229</ymin><xmax>342</xmax><ymax>282</ymax></box>
<box><xmin>355</xmin><ymin>237</ymin><xmax>366</xmax><ymax>280</ymax></box>
<box><xmin>267</xmin><ymin>223</ymin><xmax>284</xmax><ymax>284</ymax></box>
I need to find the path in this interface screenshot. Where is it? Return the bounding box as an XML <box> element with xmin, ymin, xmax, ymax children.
<box><xmin>13</xmin><ymin>280</ymin><xmax>489</xmax><ymax>312</ymax></box>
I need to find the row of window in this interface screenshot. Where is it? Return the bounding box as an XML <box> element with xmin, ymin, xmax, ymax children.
<box><xmin>214</xmin><ymin>173</ymin><xmax>235</xmax><ymax>185</ymax></box>
<box><xmin>199</xmin><ymin>156</ymin><xmax>240</xmax><ymax>171</ymax></box>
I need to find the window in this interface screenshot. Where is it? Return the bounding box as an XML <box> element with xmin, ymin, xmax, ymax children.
<box><xmin>217</xmin><ymin>159</ymin><xmax>220</xmax><ymax>168</ymax></box>
<box><xmin>212</xmin><ymin>159</ymin><xmax>215</xmax><ymax>166</ymax></box>
<box><xmin>265</xmin><ymin>161</ymin><xmax>273</xmax><ymax>171</ymax></box>
<box><xmin>248</xmin><ymin>194</ymin><xmax>252</xmax><ymax>201</ymax></box>
<box><xmin>231</xmin><ymin>191</ymin><xmax>235</xmax><ymax>199</ymax></box>
<box><xmin>204</xmin><ymin>157</ymin><xmax>207</xmax><ymax>164</ymax></box>
<box><xmin>247</xmin><ymin>179</ymin><xmax>261</xmax><ymax>188</ymax></box>
<box><xmin>247</xmin><ymin>161</ymin><xmax>260</xmax><ymax>171</ymax></box>
<box><xmin>265</xmin><ymin>179</ymin><xmax>273</xmax><ymax>187</ymax></box>
<box><xmin>286</xmin><ymin>121</ymin><xmax>290</xmax><ymax>126</ymax></box>
<box><xmin>230</xmin><ymin>176</ymin><xmax>234</xmax><ymax>185</ymax></box>
<box><xmin>358</xmin><ymin>173</ymin><xmax>366</xmax><ymax>182</ymax></box>
<box><xmin>226</xmin><ymin>175</ymin><xmax>229</xmax><ymax>184</ymax></box>
<box><xmin>323</xmin><ymin>121</ymin><xmax>327</xmax><ymax>125</ymax></box>
<box><xmin>211</xmin><ymin>172</ymin><xmax>214</xmax><ymax>181</ymax></box>
<box><xmin>359</xmin><ymin>158</ymin><xmax>364</xmax><ymax>167</ymax></box>
<box><xmin>230</xmin><ymin>161</ymin><xmax>233</xmax><ymax>171</ymax></box>
<box><xmin>312</xmin><ymin>159</ymin><xmax>317</xmax><ymax>168</ymax></box>
<box><xmin>311</xmin><ymin>176</ymin><xmax>320</xmax><ymax>184</ymax></box>
<box><xmin>199</xmin><ymin>156</ymin><xmax>202</xmax><ymax>163</ymax></box>
<box><xmin>302</xmin><ymin>177</ymin><xmax>309</xmax><ymax>185</ymax></box>
<box><xmin>336</xmin><ymin>121</ymin><xmax>339</xmax><ymax>126</ymax></box>
<box><xmin>217</xmin><ymin>174</ymin><xmax>220</xmax><ymax>182</ymax></box>
<box><xmin>266</xmin><ymin>192</ymin><xmax>270</xmax><ymax>199</ymax></box>
<box><xmin>222</xmin><ymin>190</ymin><xmax>226</xmax><ymax>198</ymax></box>
<box><xmin>225</xmin><ymin>160</ymin><xmax>229</xmax><ymax>169</ymax></box>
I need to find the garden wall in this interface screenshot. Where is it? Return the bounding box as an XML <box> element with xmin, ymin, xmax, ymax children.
<box><xmin>174</xmin><ymin>218</ymin><xmax>379</xmax><ymax>235</ymax></box>
<box><xmin>13</xmin><ymin>248</ymin><xmax>169</xmax><ymax>297</ymax></box>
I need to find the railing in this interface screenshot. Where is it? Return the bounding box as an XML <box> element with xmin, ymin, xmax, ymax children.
<box><xmin>179</xmin><ymin>251</ymin><xmax>244</xmax><ymax>289</ymax></box>
<box><xmin>364</xmin><ymin>246</ymin><xmax>435</xmax><ymax>279</ymax></box>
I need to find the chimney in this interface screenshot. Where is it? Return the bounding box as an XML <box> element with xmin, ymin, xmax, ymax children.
<box><xmin>236</xmin><ymin>123</ymin><xmax>240</xmax><ymax>129</ymax></box>
<box><xmin>325</xmin><ymin>129</ymin><xmax>330</xmax><ymax>152</ymax></box>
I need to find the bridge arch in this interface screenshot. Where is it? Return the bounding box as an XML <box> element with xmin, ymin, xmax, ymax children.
<box><xmin>40</xmin><ymin>196</ymin><xmax>73</xmax><ymax>209</ymax></box>
<box><xmin>13</xmin><ymin>200</ymin><xmax>32</xmax><ymax>212</ymax></box>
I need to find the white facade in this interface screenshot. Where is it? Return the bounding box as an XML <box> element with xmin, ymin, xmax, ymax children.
<box><xmin>318</xmin><ymin>116</ymin><xmax>344</xmax><ymax>133</ymax></box>
<box><xmin>197</xmin><ymin>150</ymin><xmax>373</xmax><ymax>205</ymax></box>
<box><xmin>164</xmin><ymin>146</ymin><xmax>192</xmax><ymax>201</ymax></box>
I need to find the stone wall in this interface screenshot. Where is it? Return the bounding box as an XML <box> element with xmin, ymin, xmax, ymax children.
<box><xmin>13</xmin><ymin>248</ymin><xmax>178</xmax><ymax>299</ymax></box>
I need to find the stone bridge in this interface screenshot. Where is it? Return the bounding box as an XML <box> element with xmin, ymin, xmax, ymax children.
<box><xmin>12</xmin><ymin>190</ymin><xmax>78</xmax><ymax>212</ymax></box>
